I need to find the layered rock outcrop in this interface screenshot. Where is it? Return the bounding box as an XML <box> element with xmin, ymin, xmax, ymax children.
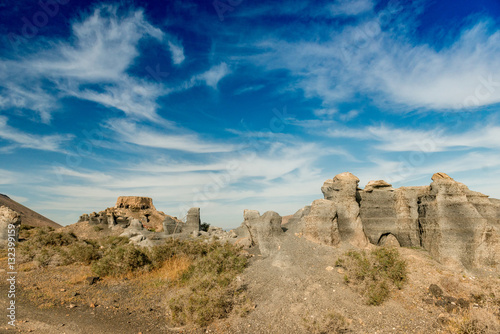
<box><xmin>299</xmin><ymin>172</ymin><xmax>500</xmax><ymax>270</ymax></box>
<box><xmin>319</xmin><ymin>172</ymin><xmax>369</xmax><ymax>247</ymax></box>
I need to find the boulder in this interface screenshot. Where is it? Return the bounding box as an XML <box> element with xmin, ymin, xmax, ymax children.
<box><xmin>378</xmin><ymin>233</ymin><xmax>400</xmax><ymax>247</ymax></box>
<box><xmin>0</xmin><ymin>206</ymin><xmax>21</xmax><ymax>246</ymax></box>
<box><xmin>163</xmin><ymin>216</ymin><xmax>180</xmax><ymax>234</ymax></box>
<box><xmin>286</xmin><ymin>206</ymin><xmax>311</xmax><ymax>227</ymax></box>
<box><xmin>242</xmin><ymin>210</ymin><xmax>283</xmax><ymax>257</ymax></box>
<box><xmin>129</xmin><ymin>219</ymin><xmax>144</xmax><ymax>230</ymax></box>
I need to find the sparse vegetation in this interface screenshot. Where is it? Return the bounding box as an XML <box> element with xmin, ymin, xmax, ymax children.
<box><xmin>447</xmin><ymin>312</ymin><xmax>488</xmax><ymax>334</ymax></box>
<box><xmin>91</xmin><ymin>244</ymin><xmax>152</xmax><ymax>276</ymax></box>
<box><xmin>18</xmin><ymin>227</ymin><xmax>250</xmax><ymax>327</ymax></box>
<box><xmin>165</xmin><ymin>240</ymin><xmax>249</xmax><ymax>327</ymax></box>
<box><xmin>303</xmin><ymin>311</ymin><xmax>349</xmax><ymax>334</ymax></box>
<box><xmin>335</xmin><ymin>247</ymin><xmax>407</xmax><ymax>305</ymax></box>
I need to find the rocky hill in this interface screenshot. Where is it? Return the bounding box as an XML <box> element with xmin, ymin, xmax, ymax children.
<box><xmin>0</xmin><ymin>193</ymin><xmax>61</xmax><ymax>228</ymax></box>
<box><xmin>76</xmin><ymin>196</ymin><xmax>183</xmax><ymax>233</ymax></box>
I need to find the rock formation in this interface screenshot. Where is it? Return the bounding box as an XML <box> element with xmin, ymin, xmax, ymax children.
<box><xmin>320</xmin><ymin>172</ymin><xmax>369</xmax><ymax>247</ymax></box>
<box><xmin>303</xmin><ymin>199</ymin><xmax>340</xmax><ymax>246</ymax></box>
<box><xmin>239</xmin><ymin>209</ymin><xmax>283</xmax><ymax>257</ymax></box>
<box><xmin>297</xmin><ymin>172</ymin><xmax>500</xmax><ymax>270</ymax></box>
<box><xmin>0</xmin><ymin>206</ymin><xmax>21</xmax><ymax>246</ymax></box>
<box><xmin>78</xmin><ymin>196</ymin><xmax>179</xmax><ymax>232</ymax></box>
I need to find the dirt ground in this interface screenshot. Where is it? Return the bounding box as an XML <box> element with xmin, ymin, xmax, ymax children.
<box><xmin>1</xmin><ymin>221</ymin><xmax>500</xmax><ymax>333</ymax></box>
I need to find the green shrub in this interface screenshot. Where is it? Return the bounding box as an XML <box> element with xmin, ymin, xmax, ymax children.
<box><xmin>200</xmin><ymin>222</ymin><xmax>210</xmax><ymax>232</ymax></box>
<box><xmin>91</xmin><ymin>244</ymin><xmax>151</xmax><ymax>277</ymax></box>
<box><xmin>68</xmin><ymin>241</ymin><xmax>100</xmax><ymax>265</ymax></box>
<box><xmin>336</xmin><ymin>247</ymin><xmax>407</xmax><ymax>305</ymax></box>
<box><xmin>93</xmin><ymin>225</ymin><xmax>104</xmax><ymax>232</ymax></box>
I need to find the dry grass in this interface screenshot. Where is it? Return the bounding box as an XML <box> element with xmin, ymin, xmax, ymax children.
<box><xmin>150</xmin><ymin>256</ymin><xmax>192</xmax><ymax>282</ymax></box>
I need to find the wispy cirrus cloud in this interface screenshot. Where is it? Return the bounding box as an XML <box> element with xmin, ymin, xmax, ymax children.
<box><xmin>104</xmin><ymin>118</ymin><xmax>235</xmax><ymax>153</ymax></box>
<box><xmin>327</xmin><ymin>124</ymin><xmax>500</xmax><ymax>152</ymax></box>
<box><xmin>328</xmin><ymin>0</ymin><xmax>374</xmax><ymax>17</ymax></box>
<box><xmin>249</xmin><ymin>4</ymin><xmax>500</xmax><ymax>111</ymax></box>
<box><xmin>0</xmin><ymin>4</ymin><xmax>230</xmax><ymax>123</ymax></box>
<box><xmin>0</xmin><ymin>116</ymin><xmax>72</xmax><ymax>152</ymax></box>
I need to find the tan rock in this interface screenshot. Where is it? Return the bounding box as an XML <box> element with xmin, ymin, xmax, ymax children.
<box><xmin>115</xmin><ymin>196</ymin><xmax>155</xmax><ymax>210</ymax></box>
<box><xmin>431</xmin><ymin>172</ymin><xmax>454</xmax><ymax>181</ymax></box>
<box><xmin>364</xmin><ymin>180</ymin><xmax>393</xmax><ymax>192</ymax></box>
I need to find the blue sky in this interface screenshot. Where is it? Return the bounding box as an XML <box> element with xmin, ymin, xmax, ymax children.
<box><xmin>1</xmin><ymin>0</ymin><xmax>500</xmax><ymax>228</ymax></box>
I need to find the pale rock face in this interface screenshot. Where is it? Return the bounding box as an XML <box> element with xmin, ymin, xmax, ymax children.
<box><xmin>242</xmin><ymin>210</ymin><xmax>283</xmax><ymax>257</ymax></box>
<box><xmin>303</xmin><ymin>199</ymin><xmax>340</xmax><ymax>246</ymax></box>
<box><xmin>0</xmin><ymin>206</ymin><xmax>21</xmax><ymax>245</ymax></box>
<box><xmin>418</xmin><ymin>173</ymin><xmax>500</xmax><ymax>269</ymax></box>
<box><xmin>184</xmin><ymin>207</ymin><xmax>201</xmax><ymax>234</ymax></box>
<box><xmin>320</xmin><ymin>172</ymin><xmax>369</xmax><ymax>248</ymax></box>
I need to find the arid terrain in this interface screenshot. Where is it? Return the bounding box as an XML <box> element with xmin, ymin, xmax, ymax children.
<box><xmin>1</xmin><ymin>172</ymin><xmax>500</xmax><ymax>333</ymax></box>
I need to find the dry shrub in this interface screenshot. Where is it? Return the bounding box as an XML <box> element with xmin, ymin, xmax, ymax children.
<box><xmin>335</xmin><ymin>247</ymin><xmax>407</xmax><ymax>305</ymax></box>
<box><xmin>447</xmin><ymin>308</ymin><xmax>500</xmax><ymax>334</ymax></box>
<box><xmin>167</xmin><ymin>241</ymin><xmax>249</xmax><ymax>327</ymax></box>
<box><xmin>303</xmin><ymin>311</ymin><xmax>349</xmax><ymax>334</ymax></box>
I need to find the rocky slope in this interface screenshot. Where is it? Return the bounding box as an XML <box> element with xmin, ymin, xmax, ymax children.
<box><xmin>0</xmin><ymin>194</ymin><xmax>60</xmax><ymax>228</ymax></box>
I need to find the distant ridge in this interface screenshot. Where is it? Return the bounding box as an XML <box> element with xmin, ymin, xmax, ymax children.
<box><xmin>0</xmin><ymin>194</ymin><xmax>61</xmax><ymax>228</ymax></box>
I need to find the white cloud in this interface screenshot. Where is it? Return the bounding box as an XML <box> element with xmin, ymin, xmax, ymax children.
<box><xmin>0</xmin><ymin>4</ymin><xmax>216</xmax><ymax>122</ymax></box>
<box><xmin>105</xmin><ymin>119</ymin><xmax>235</xmax><ymax>153</ymax></box>
<box><xmin>251</xmin><ymin>11</ymin><xmax>500</xmax><ymax>111</ymax></box>
<box><xmin>196</xmin><ymin>63</ymin><xmax>230</xmax><ymax>88</ymax></box>
<box><xmin>168</xmin><ymin>41</ymin><xmax>185</xmax><ymax>65</ymax></box>
<box><xmin>328</xmin><ymin>0</ymin><xmax>374</xmax><ymax>17</ymax></box>
<box><xmin>233</xmin><ymin>84</ymin><xmax>265</xmax><ymax>95</ymax></box>
<box><xmin>327</xmin><ymin>124</ymin><xmax>500</xmax><ymax>152</ymax></box>
<box><xmin>313</xmin><ymin>108</ymin><xmax>338</xmax><ymax>118</ymax></box>
<box><xmin>31</xmin><ymin>5</ymin><xmax>164</xmax><ymax>82</ymax></box>
<box><xmin>0</xmin><ymin>169</ymin><xmax>18</xmax><ymax>185</ymax></box>
<box><xmin>0</xmin><ymin>116</ymin><xmax>72</xmax><ymax>152</ymax></box>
